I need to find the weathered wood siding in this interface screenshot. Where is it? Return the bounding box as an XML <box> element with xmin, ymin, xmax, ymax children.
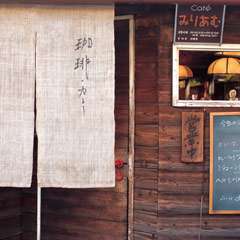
<box><xmin>0</xmin><ymin>189</ymin><xmax>21</xmax><ymax>240</ymax></box>
<box><xmin>0</xmin><ymin>155</ymin><xmax>36</xmax><ymax>240</ymax></box>
<box><xmin>118</xmin><ymin>4</ymin><xmax>240</xmax><ymax>239</ymax></box>
<box><xmin>134</xmin><ymin>13</ymin><xmax>159</xmax><ymax>240</ymax></box>
<box><xmin>157</xmin><ymin>5</ymin><xmax>240</xmax><ymax>240</ymax></box>
<box><xmin>2</xmin><ymin>5</ymin><xmax>240</xmax><ymax>240</ymax></box>
<box><xmin>21</xmin><ymin>187</ymin><xmax>37</xmax><ymax>240</ymax></box>
<box><xmin>20</xmin><ymin>138</ymin><xmax>37</xmax><ymax>240</ymax></box>
<box><xmin>0</xmin><ymin>141</ymin><xmax>37</xmax><ymax>240</ymax></box>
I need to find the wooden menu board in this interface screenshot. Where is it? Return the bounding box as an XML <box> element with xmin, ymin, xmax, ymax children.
<box><xmin>210</xmin><ymin>112</ymin><xmax>240</xmax><ymax>214</ymax></box>
<box><xmin>182</xmin><ymin>112</ymin><xmax>204</xmax><ymax>163</ymax></box>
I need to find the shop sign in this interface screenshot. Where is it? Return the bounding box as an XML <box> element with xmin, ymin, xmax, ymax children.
<box><xmin>181</xmin><ymin>112</ymin><xmax>204</xmax><ymax>163</ymax></box>
<box><xmin>174</xmin><ymin>4</ymin><xmax>226</xmax><ymax>44</ymax></box>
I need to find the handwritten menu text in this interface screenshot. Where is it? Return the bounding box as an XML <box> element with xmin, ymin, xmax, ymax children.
<box><xmin>212</xmin><ymin>115</ymin><xmax>240</xmax><ymax>211</ymax></box>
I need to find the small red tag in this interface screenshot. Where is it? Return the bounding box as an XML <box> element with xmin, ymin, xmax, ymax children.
<box><xmin>116</xmin><ymin>170</ymin><xmax>124</xmax><ymax>181</ymax></box>
<box><xmin>115</xmin><ymin>159</ymin><xmax>124</xmax><ymax>169</ymax></box>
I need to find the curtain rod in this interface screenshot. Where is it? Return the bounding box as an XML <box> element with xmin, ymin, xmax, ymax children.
<box><xmin>0</xmin><ymin>0</ymin><xmax>240</xmax><ymax>5</ymax></box>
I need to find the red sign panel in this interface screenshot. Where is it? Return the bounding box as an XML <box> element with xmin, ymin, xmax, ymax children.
<box><xmin>175</xmin><ymin>4</ymin><xmax>226</xmax><ymax>44</ymax></box>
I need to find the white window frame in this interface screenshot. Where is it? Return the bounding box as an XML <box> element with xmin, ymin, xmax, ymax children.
<box><xmin>172</xmin><ymin>44</ymin><xmax>240</xmax><ymax>107</ymax></box>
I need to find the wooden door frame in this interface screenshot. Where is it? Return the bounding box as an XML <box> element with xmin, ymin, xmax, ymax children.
<box><xmin>115</xmin><ymin>15</ymin><xmax>135</xmax><ymax>240</ymax></box>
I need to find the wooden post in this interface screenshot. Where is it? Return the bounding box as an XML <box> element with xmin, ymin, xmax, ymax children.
<box><xmin>37</xmin><ymin>187</ymin><xmax>41</xmax><ymax>240</ymax></box>
<box><xmin>115</xmin><ymin>14</ymin><xmax>135</xmax><ymax>240</ymax></box>
<box><xmin>128</xmin><ymin>16</ymin><xmax>135</xmax><ymax>240</ymax></box>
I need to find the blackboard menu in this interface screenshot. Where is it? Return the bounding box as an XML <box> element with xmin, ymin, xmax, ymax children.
<box><xmin>210</xmin><ymin>113</ymin><xmax>240</xmax><ymax>214</ymax></box>
<box><xmin>174</xmin><ymin>4</ymin><xmax>226</xmax><ymax>44</ymax></box>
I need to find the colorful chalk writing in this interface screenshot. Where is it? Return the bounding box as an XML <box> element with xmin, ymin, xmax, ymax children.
<box><xmin>210</xmin><ymin>113</ymin><xmax>240</xmax><ymax>213</ymax></box>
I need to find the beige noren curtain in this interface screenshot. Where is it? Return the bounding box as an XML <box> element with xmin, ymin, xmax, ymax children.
<box><xmin>36</xmin><ymin>6</ymin><xmax>115</xmax><ymax>188</ymax></box>
<box><xmin>0</xmin><ymin>8</ymin><xmax>35</xmax><ymax>187</ymax></box>
<box><xmin>0</xmin><ymin>6</ymin><xmax>115</xmax><ymax>188</ymax></box>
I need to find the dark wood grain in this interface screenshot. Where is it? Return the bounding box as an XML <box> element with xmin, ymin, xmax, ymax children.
<box><xmin>157</xmin><ymin>5</ymin><xmax>240</xmax><ymax>240</ymax></box>
<box><xmin>0</xmin><ymin>189</ymin><xmax>22</xmax><ymax>240</ymax></box>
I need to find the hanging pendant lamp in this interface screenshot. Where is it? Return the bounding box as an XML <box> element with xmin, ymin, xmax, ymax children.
<box><xmin>179</xmin><ymin>65</ymin><xmax>193</xmax><ymax>79</ymax></box>
<box><xmin>208</xmin><ymin>57</ymin><xmax>240</xmax><ymax>75</ymax></box>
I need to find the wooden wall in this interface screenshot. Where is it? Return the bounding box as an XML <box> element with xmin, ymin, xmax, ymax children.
<box><xmin>157</xmin><ymin>5</ymin><xmax>240</xmax><ymax>240</ymax></box>
<box><xmin>0</xmin><ymin>189</ymin><xmax>21</xmax><ymax>240</ymax></box>
<box><xmin>0</xmin><ymin>141</ymin><xmax>37</xmax><ymax>240</ymax></box>
<box><xmin>156</xmin><ymin>5</ymin><xmax>240</xmax><ymax>240</ymax></box>
<box><xmin>2</xmin><ymin>5</ymin><xmax>240</xmax><ymax>240</ymax></box>
<box><xmin>118</xmin><ymin>4</ymin><xmax>240</xmax><ymax>240</ymax></box>
<box><xmin>158</xmin><ymin>7</ymin><xmax>208</xmax><ymax>239</ymax></box>
<box><xmin>20</xmin><ymin>138</ymin><xmax>38</xmax><ymax>240</ymax></box>
<box><xmin>133</xmin><ymin>12</ymin><xmax>160</xmax><ymax>240</ymax></box>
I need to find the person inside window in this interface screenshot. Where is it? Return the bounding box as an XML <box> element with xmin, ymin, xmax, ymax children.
<box><xmin>229</xmin><ymin>89</ymin><xmax>239</xmax><ymax>101</ymax></box>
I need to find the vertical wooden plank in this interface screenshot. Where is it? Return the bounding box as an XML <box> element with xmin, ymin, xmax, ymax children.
<box><xmin>209</xmin><ymin>112</ymin><xmax>214</xmax><ymax>214</ymax></box>
<box><xmin>115</xmin><ymin>14</ymin><xmax>135</xmax><ymax>240</ymax></box>
<box><xmin>128</xmin><ymin>16</ymin><xmax>135</xmax><ymax>240</ymax></box>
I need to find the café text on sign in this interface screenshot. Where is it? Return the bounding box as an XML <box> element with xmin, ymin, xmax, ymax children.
<box><xmin>175</xmin><ymin>4</ymin><xmax>226</xmax><ymax>44</ymax></box>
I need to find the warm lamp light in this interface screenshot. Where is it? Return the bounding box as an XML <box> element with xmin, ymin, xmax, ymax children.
<box><xmin>215</xmin><ymin>51</ymin><xmax>240</xmax><ymax>57</ymax></box>
<box><xmin>207</xmin><ymin>57</ymin><xmax>240</xmax><ymax>75</ymax></box>
<box><xmin>179</xmin><ymin>65</ymin><xmax>193</xmax><ymax>79</ymax></box>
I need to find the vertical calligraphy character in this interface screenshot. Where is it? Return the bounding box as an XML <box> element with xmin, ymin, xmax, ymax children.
<box><xmin>199</xmin><ymin>16</ymin><xmax>209</xmax><ymax>27</ymax></box>
<box><xmin>179</xmin><ymin>15</ymin><xmax>189</xmax><ymax>26</ymax></box>
<box><xmin>75</xmin><ymin>38</ymin><xmax>85</xmax><ymax>51</ymax></box>
<box><xmin>74</xmin><ymin>56</ymin><xmax>91</xmax><ymax>78</ymax></box>
<box><xmin>189</xmin><ymin>14</ymin><xmax>194</xmax><ymax>23</ymax></box>
<box><xmin>82</xmin><ymin>98</ymin><xmax>85</xmax><ymax>114</ymax></box>
<box><xmin>85</xmin><ymin>55</ymin><xmax>91</xmax><ymax>80</ymax></box>
<box><xmin>78</xmin><ymin>88</ymin><xmax>87</xmax><ymax>114</ymax></box>
<box><xmin>78</xmin><ymin>86</ymin><xmax>87</xmax><ymax>97</ymax></box>
<box><xmin>184</xmin><ymin>115</ymin><xmax>200</xmax><ymax>159</ymax></box>
<box><xmin>87</xmin><ymin>38</ymin><xmax>93</xmax><ymax>48</ymax></box>
<box><xmin>75</xmin><ymin>37</ymin><xmax>93</xmax><ymax>51</ymax></box>
<box><xmin>187</xmin><ymin>148</ymin><xmax>197</xmax><ymax>159</ymax></box>
<box><xmin>210</xmin><ymin>15</ymin><xmax>220</xmax><ymax>28</ymax></box>
<box><xmin>194</xmin><ymin>15</ymin><xmax>199</xmax><ymax>27</ymax></box>
<box><xmin>74</xmin><ymin>57</ymin><xmax>84</xmax><ymax>70</ymax></box>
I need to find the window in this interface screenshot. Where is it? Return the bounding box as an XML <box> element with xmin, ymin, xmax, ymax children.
<box><xmin>172</xmin><ymin>44</ymin><xmax>240</xmax><ymax>107</ymax></box>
